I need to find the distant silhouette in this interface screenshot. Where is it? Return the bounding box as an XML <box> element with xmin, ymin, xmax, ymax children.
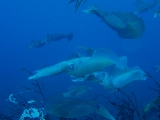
<box><xmin>68</xmin><ymin>0</ymin><xmax>87</xmax><ymax>12</ymax></box>
<box><xmin>28</xmin><ymin>39</ymin><xmax>49</xmax><ymax>49</ymax></box>
<box><xmin>28</xmin><ymin>32</ymin><xmax>73</xmax><ymax>50</ymax></box>
<box><xmin>46</xmin><ymin>32</ymin><xmax>73</xmax><ymax>41</ymax></box>
<box><xmin>134</xmin><ymin>0</ymin><xmax>159</xmax><ymax>14</ymax></box>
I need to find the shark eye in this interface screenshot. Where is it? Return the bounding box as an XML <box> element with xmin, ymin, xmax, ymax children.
<box><xmin>70</xmin><ymin>64</ymin><xmax>76</xmax><ymax>70</ymax></box>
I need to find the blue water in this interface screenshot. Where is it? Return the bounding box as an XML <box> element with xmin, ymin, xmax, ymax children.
<box><xmin>0</xmin><ymin>0</ymin><xmax>160</xmax><ymax>119</ymax></box>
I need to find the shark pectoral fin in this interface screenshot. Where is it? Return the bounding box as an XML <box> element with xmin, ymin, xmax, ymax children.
<box><xmin>96</xmin><ymin>105</ymin><xmax>115</xmax><ymax>120</ymax></box>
